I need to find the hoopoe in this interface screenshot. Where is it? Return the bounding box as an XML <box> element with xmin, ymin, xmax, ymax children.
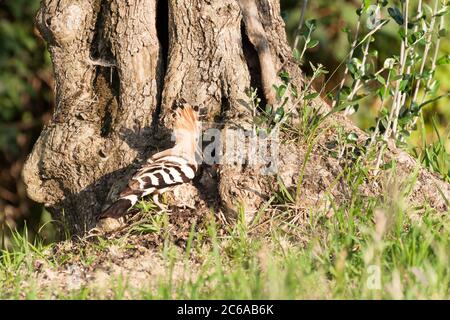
<box><xmin>99</xmin><ymin>105</ymin><xmax>201</xmax><ymax>220</ymax></box>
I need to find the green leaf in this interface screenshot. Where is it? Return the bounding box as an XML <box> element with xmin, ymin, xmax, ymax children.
<box><xmin>399</xmin><ymin>79</ymin><xmax>410</xmax><ymax>92</ymax></box>
<box><xmin>369</xmin><ymin>50</ymin><xmax>379</xmax><ymax>58</ymax></box>
<box><xmin>275</xmin><ymin>84</ymin><xmax>287</xmax><ymax>100</ymax></box>
<box><xmin>410</xmin><ymin>102</ymin><xmax>420</xmax><ymax>114</ymax></box>
<box><xmin>347</xmin><ymin>58</ymin><xmax>362</xmax><ymax>79</ymax></box>
<box><xmin>388</xmin><ymin>7</ymin><xmax>404</xmax><ymax>25</ymax></box>
<box><xmin>398</xmin><ymin>28</ymin><xmax>406</xmax><ymax>40</ymax></box>
<box><xmin>434</xmin><ymin>6</ymin><xmax>449</xmax><ymax>17</ymax></box>
<box><xmin>305</xmin><ymin>19</ymin><xmax>317</xmax><ymax>31</ymax></box>
<box><xmin>293</xmin><ymin>48</ymin><xmax>301</xmax><ymax>61</ymax></box>
<box><xmin>347</xmin><ymin>104</ymin><xmax>359</xmax><ymax>114</ymax></box>
<box><xmin>335</xmin><ymin>94</ymin><xmax>370</xmax><ymax>112</ymax></box>
<box><xmin>342</xmin><ymin>26</ymin><xmax>353</xmax><ymax>44</ymax></box>
<box><xmin>428</xmin><ymin>80</ymin><xmax>440</xmax><ymax>96</ymax></box>
<box><xmin>277</xmin><ymin>176</ymin><xmax>295</xmax><ymax>203</ymax></box>
<box><xmin>378</xmin><ymin>86</ymin><xmax>387</xmax><ymax>99</ymax></box>
<box><xmin>341</xmin><ymin>86</ymin><xmax>351</xmax><ymax>96</ymax></box>
<box><xmin>346</xmin><ymin>132</ymin><xmax>359</xmax><ymax>142</ymax></box>
<box><xmin>307</xmin><ymin>39</ymin><xmax>319</xmax><ymax>49</ymax></box>
<box><xmin>376</xmin><ymin>74</ymin><xmax>386</xmax><ymax>86</ymax></box>
<box><xmin>383</xmin><ymin>58</ymin><xmax>395</xmax><ymax>69</ymax></box>
<box><xmin>304</xmin><ymin>92</ymin><xmax>319</xmax><ymax>100</ymax></box>
<box><xmin>274</xmin><ymin>106</ymin><xmax>285</xmax><ymax>123</ymax></box>
<box><xmin>408</xmin><ymin>30</ymin><xmax>425</xmax><ymax>45</ymax></box>
<box><xmin>290</xmin><ymin>85</ymin><xmax>298</xmax><ymax>98</ymax></box>
<box><xmin>436</xmin><ymin>54</ymin><xmax>450</xmax><ymax>65</ymax></box>
<box><xmin>381</xmin><ymin>160</ymin><xmax>395</xmax><ymax>170</ymax></box>
<box><xmin>279</xmin><ymin>71</ymin><xmax>290</xmax><ymax>83</ymax></box>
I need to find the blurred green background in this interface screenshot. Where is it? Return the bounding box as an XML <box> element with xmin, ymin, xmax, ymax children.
<box><xmin>0</xmin><ymin>0</ymin><xmax>53</xmax><ymax>241</ymax></box>
<box><xmin>0</xmin><ymin>0</ymin><xmax>448</xmax><ymax>242</ymax></box>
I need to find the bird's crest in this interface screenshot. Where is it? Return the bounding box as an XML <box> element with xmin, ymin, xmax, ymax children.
<box><xmin>173</xmin><ymin>105</ymin><xmax>201</xmax><ymax>161</ymax></box>
<box><xmin>174</xmin><ymin>105</ymin><xmax>198</xmax><ymax>135</ymax></box>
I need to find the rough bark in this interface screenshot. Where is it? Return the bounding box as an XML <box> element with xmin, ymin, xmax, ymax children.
<box><xmin>23</xmin><ymin>0</ymin><xmax>163</xmax><ymax>234</ymax></box>
<box><xmin>23</xmin><ymin>0</ymin><xmax>449</xmax><ymax>236</ymax></box>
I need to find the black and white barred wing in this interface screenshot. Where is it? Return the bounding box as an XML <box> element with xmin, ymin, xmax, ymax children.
<box><xmin>132</xmin><ymin>155</ymin><xmax>197</xmax><ymax>193</ymax></box>
<box><xmin>99</xmin><ymin>155</ymin><xmax>197</xmax><ymax>219</ymax></box>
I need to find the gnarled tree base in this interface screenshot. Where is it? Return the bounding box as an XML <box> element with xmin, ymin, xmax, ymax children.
<box><xmin>23</xmin><ymin>0</ymin><xmax>449</xmax><ymax>236</ymax></box>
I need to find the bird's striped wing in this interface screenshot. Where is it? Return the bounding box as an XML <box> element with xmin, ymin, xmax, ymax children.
<box><xmin>99</xmin><ymin>155</ymin><xmax>197</xmax><ymax>219</ymax></box>
<box><xmin>128</xmin><ymin>155</ymin><xmax>197</xmax><ymax>195</ymax></box>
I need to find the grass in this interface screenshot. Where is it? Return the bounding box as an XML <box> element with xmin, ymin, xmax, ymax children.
<box><xmin>1</xmin><ymin>89</ymin><xmax>449</xmax><ymax>299</ymax></box>
<box><xmin>0</xmin><ymin>149</ymin><xmax>448</xmax><ymax>299</ymax></box>
<box><xmin>1</xmin><ymin>72</ymin><xmax>448</xmax><ymax>300</ymax></box>
<box><xmin>411</xmin><ymin>115</ymin><xmax>450</xmax><ymax>183</ymax></box>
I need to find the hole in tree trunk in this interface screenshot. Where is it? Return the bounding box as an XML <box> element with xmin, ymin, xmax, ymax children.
<box><xmin>96</xmin><ymin>68</ymin><xmax>120</xmax><ymax>138</ymax></box>
<box><xmin>241</xmin><ymin>22</ymin><xmax>267</xmax><ymax>110</ymax></box>
<box><xmin>217</xmin><ymin>96</ymin><xmax>231</xmax><ymax>123</ymax></box>
<box><xmin>150</xmin><ymin>0</ymin><xmax>169</xmax><ymax>131</ymax></box>
<box><xmin>156</xmin><ymin>0</ymin><xmax>169</xmax><ymax>72</ymax></box>
<box><xmin>88</xmin><ymin>0</ymin><xmax>120</xmax><ymax>137</ymax></box>
<box><xmin>90</xmin><ymin>0</ymin><xmax>113</xmax><ymax>64</ymax></box>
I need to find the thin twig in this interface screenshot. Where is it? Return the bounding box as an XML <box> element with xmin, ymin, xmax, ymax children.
<box><xmin>293</xmin><ymin>0</ymin><xmax>309</xmax><ymax>49</ymax></box>
<box><xmin>391</xmin><ymin>0</ymin><xmax>410</xmax><ymax>138</ymax></box>
<box><xmin>412</xmin><ymin>0</ymin><xmax>440</xmax><ymax>103</ymax></box>
<box><xmin>383</xmin><ymin>0</ymin><xmax>409</xmax><ymax>141</ymax></box>
<box><xmin>332</xmin><ymin>8</ymin><xmax>363</xmax><ymax>109</ymax></box>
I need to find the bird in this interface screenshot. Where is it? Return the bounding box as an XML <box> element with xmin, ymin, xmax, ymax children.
<box><xmin>98</xmin><ymin>105</ymin><xmax>201</xmax><ymax>220</ymax></box>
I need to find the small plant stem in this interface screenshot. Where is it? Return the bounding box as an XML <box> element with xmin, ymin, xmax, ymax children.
<box><xmin>295</xmin><ymin>121</ymin><xmax>323</xmax><ymax>202</ymax></box>
<box><xmin>410</xmin><ymin>0</ymin><xmax>444</xmax><ymax>131</ymax></box>
<box><xmin>272</xmin><ymin>65</ymin><xmax>325</xmax><ymax>133</ymax></box>
<box><xmin>422</xmin><ymin>10</ymin><xmax>445</xmax><ymax>105</ymax></box>
<box><xmin>400</xmin><ymin>0</ymin><xmax>426</xmax><ymax>124</ymax></box>
<box><xmin>332</xmin><ymin>5</ymin><xmax>363</xmax><ymax>109</ymax></box>
<box><xmin>400</xmin><ymin>0</ymin><xmax>423</xmax><ymax>110</ymax></box>
<box><xmin>391</xmin><ymin>0</ymin><xmax>410</xmax><ymax>139</ymax></box>
<box><xmin>344</xmin><ymin>34</ymin><xmax>372</xmax><ymax>115</ymax></box>
<box><xmin>412</xmin><ymin>0</ymin><xmax>440</xmax><ymax>103</ymax></box>
<box><xmin>293</xmin><ymin>0</ymin><xmax>308</xmax><ymax>49</ymax></box>
<box><xmin>322</xmin><ymin>18</ymin><xmax>388</xmax><ymax>100</ymax></box>
<box><xmin>368</xmin><ymin>69</ymin><xmax>392</xmax><ymax>150</ymax></box>
<box><xmin>383</xmin><ymin>4</ymin><xmax>407</xmax><ymax>141</ymax></box>
<box><xmin>332</xmin><ymin>18</ymin><xmax>388</xmax><ymax>110</ymax></box>
<box><xmin>352</xmin><ymin>67</ymin><xmax>386</xmax><ymax>94</ymax></box>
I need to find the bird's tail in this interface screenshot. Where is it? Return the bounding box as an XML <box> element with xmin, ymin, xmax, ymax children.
<box><xmin>98</xmin><ymin>197</ymin><xmax>139</xmax><ymax>220</ymax></box>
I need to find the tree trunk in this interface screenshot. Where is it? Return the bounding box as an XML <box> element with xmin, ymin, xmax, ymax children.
<box><xmin>23</xmin><ymin>0</ymin><xmax>450</xmax><ymax>236</ymax></box>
